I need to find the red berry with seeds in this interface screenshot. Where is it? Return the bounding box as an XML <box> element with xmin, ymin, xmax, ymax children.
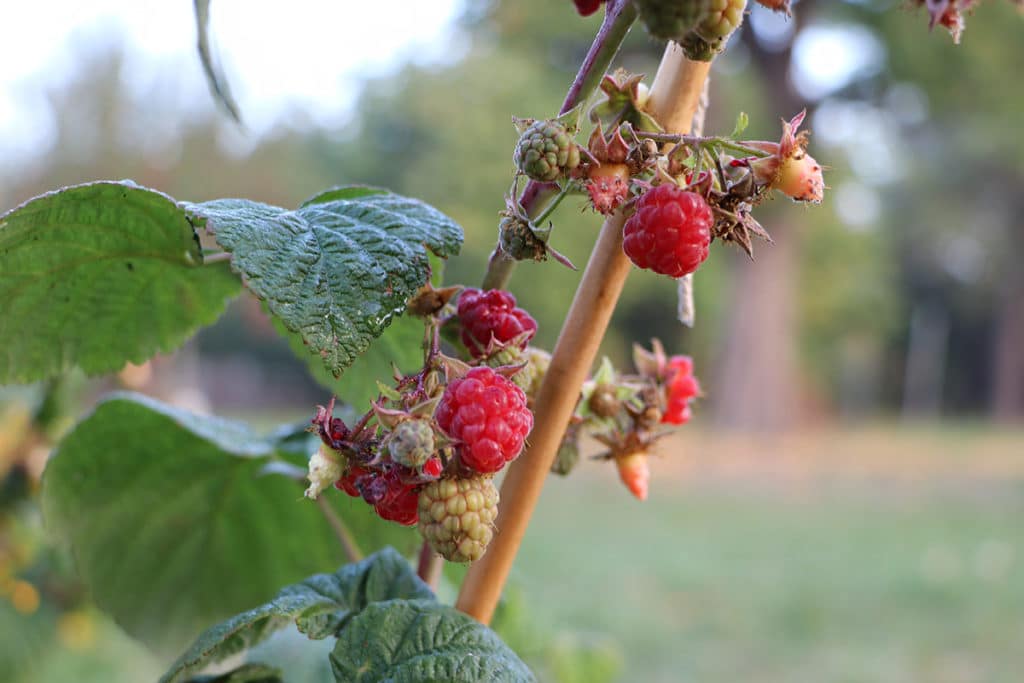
<box><xmin>623</xmin><ymin>185</ymin><xmax>713</xmax><ymax>278</ymax></box>
<box><xmin>434</xmin><ymin>366</ymin><xmax>534</xmax><ymax>474</ymax></box>
<box><xmin>457</xmin><ymin>288</ymin><xmax>538</xmax><ymax>357</ymax></box>
<box><xmin>422</xmin><ymin>456</ymin><xmax>443</xmax><ymax>479</ymax></box>
<box><xmin>335</xmin><ymin>464</ymin><xmax>371</xmax><ymax>498</ymax></box>
<box><xmin>373</xmin><ymin>469</ymin><xmax>420</xmax><ymax>526</ymax></box>
<box><xmin>572</xmin><ymin>0</ymin><xmax>605</xmax><ymax>16</ymax></box>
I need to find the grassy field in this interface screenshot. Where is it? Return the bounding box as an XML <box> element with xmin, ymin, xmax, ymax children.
<box><xmin>9</xmin><ymin>424</ymin><xmax>1024</xmax><ymax>682</ymax></box>
<box><xmin>513</xmin><ymin>425</ymin><xmax>1024</xmax><ymax>683</ymax></box>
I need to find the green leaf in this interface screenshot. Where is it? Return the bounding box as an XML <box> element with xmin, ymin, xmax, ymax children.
<box><xmin>330</xmin><ymin>600</ymin><xmax>535</xmax><ymax>682</ymax></box>
<box><xmin>42</xmin><ymin>394</ymin><xmax>415</xmax><ymax>655</ymax></box>
<box><xmin>730</xmin><ymin>111</ymin><xmax>750</xmax><ymax>138</ymax></box>
<box><xmin>0</xmin><ymin>181</ymin><xmax>240</xmax><ymax>384</ymax></box>
<box><xmin>187</xmin><ymin>187</ymin><xmax>462</xmax><ymax>378</ymax></box>
<box><xmin>276</xmin><ymin>311</ymin><xmax>425</xmax><ymax>411</ymax></box>
<box><xmin>185</xmin><ymin>663</ymin><xmax>283</xmax><ymax>683</ymax></box>
<box><xmin>193</xmin><ymin>0</ymin><xmax>242</xmax><ymax>123</ymax></box>
<box><xmin>162</xmin><ymin>548</ymin><xmax>431</xmax><ymax>683</ymax></box>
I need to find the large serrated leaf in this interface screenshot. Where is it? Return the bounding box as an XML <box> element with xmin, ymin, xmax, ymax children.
<box><xmin>0</xmin><ymin>181</ymin><xmax>240</xmax><ymax>384</ymax></box>
<box><xmin>162</xmin><ymin>548</ymin><xmax>432</xmax><ymax>683</ymax></box>
<box><xmin>187</xmin><ymin>187</ymin><xmax>462</xmax><ymax>378</ymax></box>
<box><xmin>41</xmin><ymin>394</ymin><xmax>415</xmax><ymax>655</ymax></box>
<box><xmin>330</xmin><ymin>600</ymin><xmax>535</xmax><ymax>682</ymax></box>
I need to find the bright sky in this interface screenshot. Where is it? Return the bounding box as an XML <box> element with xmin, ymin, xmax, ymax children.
<box><xmin>0</xmin><ymin>0</ymin><xmax>463</xmax><ymax>162</ymax></box>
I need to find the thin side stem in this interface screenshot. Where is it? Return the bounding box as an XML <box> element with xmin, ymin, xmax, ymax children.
<box><xmin>533</xmin><ymin>184</ymin><xmax>572</xmax><ymax>226</ymax></box>
<box><xmin>316</xmin><ymin>496</ymin><xmax>364</xmax><ymax>564</ymax></box>
<box><xmin>456</xmin><ymin>47</ymin><xmax>713</xmax><ymax>625</ymax></box>
<box><xmin>633</xmin><ymin>131</ymin><xmax>771</xmax><ymax>158</ymax></box>
<box><xmin>203</xmin><ymin>252</ymin><xmax>233</xmax><ymax>264</ymax></box>
<box><xmin>416</xmin><ymin>542</ymin><xmax>444</xmax><ymax>591</ymax></box>
<box><xmin>481</xmin><ymin>0</ymin><xmax>638</xmax><ymax>292</ymax></box>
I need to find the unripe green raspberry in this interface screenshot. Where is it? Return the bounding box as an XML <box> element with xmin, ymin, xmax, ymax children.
<box><xmin>418</xmin><ymin>476</ymin><xmax>499</xmax><ymax>563</ymax></box>
<box><xmin>695</xmin><ymin>0</ymin><xmax>747</xmax><ymax>40</ymax></box>
<box><xmin>634</xmin><ymin>0</ymin><xmax>709</xmax><ymax>41</ymax></box>
<box><xmin>520</xmin><ymin>347</ymin><xmax>551</xmax><ymax>400</ymax></box>
<box><xmin>499</xmin><ymin>213</ymin><xmax>546</xmax><ymax>262</ymax></box>
<box><xmin>680</xmin><ymin>30</ymin><xmax>727</xmax><ymax>62</ymax></box>
<box><xmin>387</xmin><ymin>419</ymin><xmax>435</xmax><ymax>468</ymax></box>
<box><xmin>514</xmin><ymin>120</ymin><xmax>580</xmax><ymax>182</ymax></box>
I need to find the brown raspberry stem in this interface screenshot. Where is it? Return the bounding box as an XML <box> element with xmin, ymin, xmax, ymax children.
<box><xmin>315</xmin><ymin>495</ymin><xmax>364</xmax><ymax>564</ymax></box>
<box><xmin>416</xmin><ymin>542</ymin><xmax>443</xmax><ymax>591</ymax></box>
<box><xmin>481</xmin><ymin>0</ymin><xmax>638</xmax><ymax>291</ymax></box>
<box><xmin>456</xmin><ymin>45</ymin><xmax>712</xmax><ymax>625</ymax></box>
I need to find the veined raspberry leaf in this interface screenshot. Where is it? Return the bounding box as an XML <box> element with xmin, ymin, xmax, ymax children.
<box><xmin>41</xmin><ymin>394</ymin><xmax>417</xmax><ymax>656</ymax></box>
<box><xmin>330</xmin><ymin>600</ymin><xmax>535</xmax><ymax>682</ymax></box>
<box><xmin>186</xmin><ymin>186</ymin><xmax>463</xmax><ymax>379</ymax></box>
<box><xmin>0</xmin><ymin>181</ymin><xmax>241</xmax><ymax>384</ymax></box>
<box><xmin>161</xmin><ymin>548</ymin><xmax>433</xmax><ymax>683</ymax></box>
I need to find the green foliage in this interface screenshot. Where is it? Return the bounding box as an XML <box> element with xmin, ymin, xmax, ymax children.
<box><xmin>274</xmin><ymin>310</ymin><xmax>425</xmax><ymax>412</ymax></box>
<box><xmin>0</xmin><ymin>181</ymin><xmax>240</xmax><ymax>384</ymax></box>
<box><xmin>41</xmin><ymin>394</ymin><xmax>415</xmax><ymax>655</ymax></box>
<box><xmin>329</xmin><ymin>600</ymin><xmax>535</xmax><ymax>682</ymax></box>
<box><xmin>185</xmin><ymin>663</ymin><xmax>283</xmax><ymax>683</ymax></box>
<box><xmin>187</xmin><ymin>187</ymin><xmax>462</xmax><ymax>379</ymax></box>
<box><xmin>162</xmin><ymin>548</ymin><xmax>433</xmax><ymax>683</ymax></box>
<box><xmin>161</xmin><ymin>549</ymin><xmax>532</xmax><ymax>683</ymax></box>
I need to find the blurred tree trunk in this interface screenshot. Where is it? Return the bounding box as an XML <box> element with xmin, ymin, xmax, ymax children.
<box><xmin>990</xmin><ymin>211</ymin><xmax>1024</xmax><ymax>421</ymax></box>
<box><xmin>711</xmin><ymin>9</ymin><xmax>812</xmax><ymax>432</ymax></box>
<box><xmin>901</xmin><ymin>302</ymin><xmax>950</xmax><ymax>418</ymax></box>
<box><xmin>713</xmin><ymin>226</ymin><xmax>801</xmax><ymax>430</ymax></box>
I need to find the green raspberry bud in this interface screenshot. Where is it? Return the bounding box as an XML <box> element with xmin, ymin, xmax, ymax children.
<box><xmin>634</xmin><ymin>0</ymin><xmax>709</xmax><ymax>41</ymax></box>
<box><xmin>514</xmin><ymin>120</ymin><xmax>580</xmax><ymax>183</ymax></box>
<box><xmin>695</xmin><ymin>0</ymin><xmax>747</xmax><ymax>40</ymax></box>
<box><xmin>387</xmin><ymin>419</ymin><xmax>435</xmax><ymax>468</ymax></box>
<box><xmin>499</xmin><ymin>212</ymin><xmax>547</xmax><ymax>262</ymax></box>
<box><xmin>520</xmin><ymin>347</ymin><xmax>551</xmax><ymax>400</ymax></box>
<box><xmin>418</xmin><ymin>476</ymin><xmax>499</xmax><ymax>563</ymax></box>
<box><xmin>679</xmin><ymin>30</ymin><xmax>727</xmax><ymax>62</ymax></box>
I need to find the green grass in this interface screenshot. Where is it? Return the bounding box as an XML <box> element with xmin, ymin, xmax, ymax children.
<box><xmin>514</xmin><ymin>471</ymin><xmax>1024</xmax><ymax>683</ymax></box>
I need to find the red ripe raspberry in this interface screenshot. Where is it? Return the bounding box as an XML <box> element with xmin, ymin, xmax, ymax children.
<box><xmin>662</xmin><ymin>355</ymin><xmax>700</xmax><ymax>425</ymax></box>
<box><xmin>622</xmin><ymin>185</ymin><xmax>713</xmax><ymax>278</ymax></box>
<box><xmin>573</xmin><ymin>0</ymin><xmax>605</xmax><ymax>16</ymax></box>
<box><xmin>422</xmin><ymin>456</ymin><xmax>443</xmax><ymax>479</ymax></box>
<box><xmin>457</xmin><ymin>288</ymin><xmax>537</xmax><ymax>357</ymax></box>
<box><xmin>335</xmin><ymin>464</ymin><xmax>370</xmax><ymax>497</ymax></box>
<box><xmin>372</xmin><ymin>468</ymin><xmax>419</xmax><ymax>526</ymax></box>
<box><xmin>435</xmin><ymin>367</ymin><xmax>534</xmax><ymax>474</ymax></box>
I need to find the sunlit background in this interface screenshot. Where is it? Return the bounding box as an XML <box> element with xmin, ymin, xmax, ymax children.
<box><xmin>2</xmin><ymin>0</ymin><xmax>1023</xmax><ymax>681</ymax></box>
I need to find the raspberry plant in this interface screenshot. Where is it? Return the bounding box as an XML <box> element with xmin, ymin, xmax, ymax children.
<box><xmin>0</xmin><ymin>0</ymin><xmax>1007</xmax><ymax>680</ymax></box>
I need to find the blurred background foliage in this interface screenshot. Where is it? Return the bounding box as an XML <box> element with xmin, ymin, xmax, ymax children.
<box><xmin>1</xmin><ymin>0</ymin><xmax>1023</xmax><ymax>681</ymax></box>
